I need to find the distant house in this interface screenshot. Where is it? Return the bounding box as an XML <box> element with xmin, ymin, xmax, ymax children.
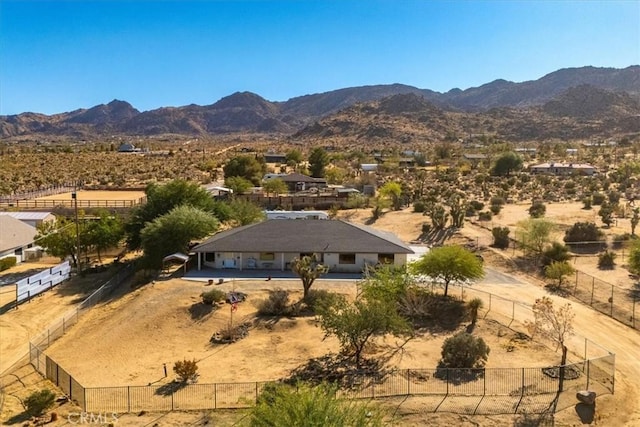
<box><xmin>463</xmin><ymin>153</ymin><xmax>488</xmax><ymax>168</ymax></box>
<box><xmin>279</xmin><ymin>173</ymin><xmax>327</xmax><ymax>192</ymax></box>
<box><xmin>265</xmin><ymin>210</ymin><xmax>329</xmax><ymax>220</ymax></box>
<box><xmin>515</xmin><ymin>148</ymin><xmax>537</xmax><ymax>154</ymax></box>
<box><xmin>117</xmin><ymin>143</ymin><xmax>141</xmax><ymax>153</ymax></box>
<box><xmin>192</xmin><ymin>219</ymin><xmax>414</xmax><ymax>273</ymax></box>
<box><xmin>336</xmin><ymin>188</ymin><xmax>362</xmax><ymax>198</ymax></box>
<box><xmin>0</xmin><ymin>216</ymin><xmax>37</xmax><ymax>263</ymax></box>
<box><xmin>529</xmin><ymin>162</ymin><xmax>597</xmax><ymax>176</ymax></box>
<box><xmin>360</xmin><ymin>164</ymin><xmax>379</xmax><ymax>173</ymax></box>
<box><xmin>263</xmin><ymin>153</ymin><xmax>287</xmax><ymax>164</ymax></box>
<box><xmin>0</xmin><ymin>212</ymin><xmax>56</xmax><ymax>228</ymax></box>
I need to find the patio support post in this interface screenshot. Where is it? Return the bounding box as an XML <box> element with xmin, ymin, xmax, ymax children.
<box><xmin>281</xmin><ymin>253</ymin><xmax>285</xmax><ymax>271</ymax></box>
<box><xmin>197</xmin><ymin>253</ymin><xmax>201</xmax><ymax>270</ymax></box>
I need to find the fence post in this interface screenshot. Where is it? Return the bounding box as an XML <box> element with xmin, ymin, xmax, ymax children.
<box><xmin>214</xmin><ymin>384</ymin><xmax>217</xmax><ymax>409</ymax></box>
<box><xmin>590</xmin><ymin>279</ymin><xmax>595</xmax><ymax>306</ymax></box>
<box><xmin>84</xmin><ymin>387</ymin><xmax>87</xmax><ymax>412</ymax></box>
<box><xmin>127</xmin><ymin>386</ymin><xmax>131</xmax><ymax>413</ymax></box>
<box><xmin>171</xmin><ymin>389</ymin><xmax>174</xmax><ymax>411</ymax></box>
<box><xmin>586</xmin><ymin>360</ymin><xmax>590</xmax><ymax>390</ymax></box>
<box><xmin>256</xmin><ymin>382</ymin><xmax>259</xmax><ymax>403</ymax></box>
<box><xmin>69</xmin><ymin>375</ymin><xmax>72</xmax><ymax>400</ymax></box>
<box><xmin>610</xmin><ymin>285</ymin><xmax>614</xmax><ymax>317</ymax></box>
<box><xmin>446</xmin><ymin>369</ymin><xmax>449</xmax><ymax>396</ymax></box>
<box><xmin>584</xmin><ymin>338</ymin><xmax>588</xmax><ymax>360</ymax></box>
<box><xmin>407</xmin><ymin>369</ymin><xmax>410</xmax><ymax>395</ymax></box>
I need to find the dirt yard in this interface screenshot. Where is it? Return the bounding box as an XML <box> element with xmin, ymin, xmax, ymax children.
<box><xmin>2</xmin><ymin>206</ymin><xmax>639</xmax><ymax>426</ymax></box>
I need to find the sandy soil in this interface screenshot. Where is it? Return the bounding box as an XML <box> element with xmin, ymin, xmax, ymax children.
<box><xmin>34</xmin><ymin>190</ymin><xmax>145</xmax><ymax>202</ymax></box>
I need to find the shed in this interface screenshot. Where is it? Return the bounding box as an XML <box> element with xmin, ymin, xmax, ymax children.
<box><xmin>162</xmin><ymin>252</ymin><xmax>191</xmax><ymax>274</ymax></box>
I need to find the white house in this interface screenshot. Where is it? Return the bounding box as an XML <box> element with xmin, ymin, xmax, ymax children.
<box><xmin>0</xmin><ymin>211</ymin><xmax>56</xmax><ymax>228</ymax></box>
<box><xmin>529</xmin><ymin>162</ymin><xmax>597</xmax><ymax>176</ymax></box>
<box><xmin>0</xmin><ymin>216</ymin><xmax>37</xmax><ymax>263</ymax></box>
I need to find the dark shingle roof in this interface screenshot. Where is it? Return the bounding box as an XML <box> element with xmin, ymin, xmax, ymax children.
<box><xmin>193</xmin><ymin>220</ymin><xmax>413</xmax><ymax>254</ymax></box>
<box><xmin>279</xmin><ymin>173</ymin><xmax>326</xmax><ymax>183</ymax></box>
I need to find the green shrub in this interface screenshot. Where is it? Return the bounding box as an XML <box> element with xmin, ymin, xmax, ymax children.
<box><xmin>542</xmin><ymin>242</ymin><xmax>572</xmax><ymax>266</ymax></box>
<box><xmin>257</xmin><ymin>288</ymin><xmax>290</xmax><ymax>316</ymax></box>
<box><xmin>0</xmin><ymin>256</ymin><xmax>17</xmax><ymax>271</ymax></box>
<box><xmin>489</xmin><ymin>204</ymin><xmax>502</xmax><ymax>215</ymax></box>
<box><xmin>598</xmin><ymin>251</ymin><xmax>616</xmax><ymax>269</ymax></box>
<box><xmin>24</xmin><ymin>389</ymin><xmax>56</xmax><ymax>416</ymax></box>
<box><xmin>413</xmin><ymin>200</ymin><xmax>427</xmax><ymax>213</ymax></box>
<box><xmin>173</xmin><ymin>359</ymin><xmax>199</xmax><ymax>383</ymax></box>
<box><xmin>469</xmin><ymin>200</ymin><xmax>485</xmax><ymax>211</ymax></box>
<box><xmin>421</xmin><ymin>223</ymin><xmax>432</xmax><ymax>234</ymax></box>
<box><xmin>491</xmin><ymin>227</ymin><xmax>510</xmax><ymax>249</ymax></box>
<box><xmin>592</xmin><ymin>192</ymin><xmax>605</xmax><ymax>205</ymax></box>
<box><xmin>201</xmin><ymin>289</ymin><xmax>226</xmax><ymax>305</ymax></box>
<box><xmin>478</xmin><ymin>211</ymin><xmax>492</xmax><ymax>221</ymax></box>
<box><xmin>582</xmin><ymin>196</ymin><xmax>592</xmax><ymax>210</ymax></box>
<box><xmin>490</xmin><ymin>196</ymin><xmax>505</xmax><ymax>206</ymax></box>
<box><xmin>528</xmin><ymin>201</ymin><xmax>546</xmax><ymax>218</ymax></box>
<box><xmin>439</xmin><ymin>332</ymin><xmax>490</xmax><ymax>369</ymax></box>
<box><xmin>304</xmin><ymin>289</ymin><xmax>340</xmax><ymax>313</ymax></box>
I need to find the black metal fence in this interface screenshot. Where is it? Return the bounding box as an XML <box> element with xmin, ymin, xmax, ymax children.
<box><xmin>0</xmin><ymin>198</ymin><xmax>146</xmax><ymax>209</ymax></box>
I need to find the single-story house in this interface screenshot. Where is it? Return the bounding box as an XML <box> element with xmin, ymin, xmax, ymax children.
<box><xmin>265</xmin><ymin>210</ymin><xmax>329</xmax><ymax>220</ymax></box>
<box><xmin>0</xmin><ymin>211</ymin><xmax>56</xmax><ymax>228</ymax></box>
<box><xmin>360</xmin><ymin>163</ymin><xmax>379</xmax><ymax>172</ymax></box>
<box><xmin>117</xmin><ymin>143</ymin><xmax>141</xmax><ymax>153</ymax></box>
<box><xmin>0</xmin><ymin>215</ymin><xmax>37</xmax><ymax>263</ymax></box>
<box><xmin>192</xmin><ymin>219</ymin><xmax>414</xmax><ymax>273</ymax></box>
<box><xmin>336</xmin><ymin>188</ymin><xmax>362</xmax><ymax>198</ymax></box>
<box><xmin>263</xmin><ymin>153</ymin><xmax>288</xmax><ymax>164</ymax></box>
<box><xmin>529</xmin><ymin>162</ymin><xmax>597</xmax><ymax>176</ymax></box>
<box><xmin>279</xmin><ymin>173</ymin><xmax>327</xmax><ymax>192</ymax></box>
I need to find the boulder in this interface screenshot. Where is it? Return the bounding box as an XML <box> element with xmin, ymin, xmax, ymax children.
<box><xmin>576</xmin><ymin>390</ymin><xmax>597</xmax><ymax>405</ymax></box>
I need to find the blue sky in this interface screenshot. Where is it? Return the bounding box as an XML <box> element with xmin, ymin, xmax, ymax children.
<box><xmin>1</xmin><ymin>0</ymin><xmax>638</xmax><ymax>115</ymax></box>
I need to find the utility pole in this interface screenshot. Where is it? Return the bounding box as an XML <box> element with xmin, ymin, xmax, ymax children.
<box><xmin>72</xmin><ymin>190</ymin><xmax>81</xmax><ymax>272</ymax></box>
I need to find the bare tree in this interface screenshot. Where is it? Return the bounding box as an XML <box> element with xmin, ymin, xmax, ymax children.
<box><xmin>525</xmin><ymin>297</ymin><xmax>574</xmax><ymax>392</ymax></box>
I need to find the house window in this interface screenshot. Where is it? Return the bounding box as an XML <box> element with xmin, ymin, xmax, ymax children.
<box><xmin>204</xmin><ymin>253</ymin><xmax>215</xmax><ymax>262</ymax></box>
<box><xmin>339</xmin><ymin>253</ymin><xmax>356</xmax><ymax>264</ymax></box>
<box><xmin>378</xmin><ymin>253</ymin><xmax>394</xmax><ymax>264</ymax></box>
<box><xmin>260</xmin><ymin>252</ymin><xmax>275</xmax><ymax>261</ymax></box>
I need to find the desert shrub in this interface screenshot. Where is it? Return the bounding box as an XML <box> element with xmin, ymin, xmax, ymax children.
<box><xmin>542</xmin><ymin>242</ymin><xmax>571</xmax><ymax>266</ymax></box>
<box><xmin>438</xmin><ymin>332</ymin><xmax>490</xmax><ymax>369</ymax></box>
<box><xmin>201</xmin><ymin>289</ymin><xmax>226</xmax><ymax>305</ymax></box>
<box><xmin>582</xmin><ymin>196</ymin><xmax>592</xmax><ymax>210</ymax></box>
<box><xmin>491</xmin><ymin>227</ymin><xmax>510</xmax><ymax>249</ymax></box>
<box><xmin>490</xmin><ymin>203</ymin><xmax>502</xmax><ymax>215</ymax></box>
<box><xmin>421</xmin><ymin>222</ymin><xmax>432</xmax><ymax>234</ymax></box>
<box><xmin>0</xmin><ymin>256</ymin><xmax>17</xmax><ymax>271</ymax></box>
<box><xmin>564</xmin><ymin>222</ymin><xmax>606</xmax><ymax>251</ymax></box>
<box><xmin>257</xmin><ymin>288</ymin><xmax>290</xmax><ymax>316</ymax></box>
<box><xmin>466</xmin><ymin>298</ymin><xmax>484</xmax><ymax>325</ymax></box>
<box><xmin>598</xmin><ymin>251</ymin><xmax>616</xmax><ymax>269</ymax></box>
<box><xmin>413</xmin><ymin>200</ymin><xmax>427</xmax><ymax>213</ymax></box>
<box><xmin>399</xmin><ymin>290</ymin><xmax>466</xmax><ymax>329</ymax></box>
<box><xmin>490</xmin><ymin>196</ymin><xmax>505</xmax><ymax>206</ymax></box>
<box><xmin>528</xmin><ymin>201</ymin><xmax>546</xmax><ymax>218</ymax></box>
<box><xmin>173</xmin><ymin>359</ymin><xmax>199</xmax><ymax>383</ymax></box>
<box><xmin>469</xmin><ymin>200</ymin><xmax>485</xmax><ymax>211</ymax></box>
<box><xmin>608</xmin><ymin>190</ymin><xmax>621</xmax><ymax>205</ymax></box>
<box><xmin>24</xmin><ymin>389</ymin><xmax>56</xmax><ymax>416</ymax></box>
<box><xmin>592</xmin><ymin>192</ymin><xmax>605</xmax><ymax>205</ymax></box>
<box><xmin>478</xmin><ymin>211</ymin><xmax>492</xmax><ymax>221</ymax></box>
<box><xmin>304</xmin><ymin>289</ymin><xmax>340</xmax><ymax>313</ymax></box>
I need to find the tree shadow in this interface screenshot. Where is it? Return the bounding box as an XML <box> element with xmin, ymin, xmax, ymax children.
<box><xmin>155</xmin><ymin>380</ymin><xmax>187</xmax><ymax>396</ymax></box>
<box><xmin>188</xmin><ymin>302</ymin><xmax>215</xmax><ymax>322</ymax></box>
<box><xmin>628</xmin><ymin>281</ymin><xmax>640</xmax><ymax>301</ymax></box>
<box><xmin>4</xmin><ymin>411</ymin><xmax>32</xmax><ymax>425</ymax></box>
<box><xmin>575</xmin><ymin>402</ymin><xmax>595</xmax><ymax>424</ymax></box>
<box><xmin>419</xmin><ymin>228</ymin><xmax>457</xmax><ymax>245</ymax></box>
<box><xmin>286</xmin><ymin>354</ymin><xmax>387</xmax><ymax>389</ymax></box>
<box><xmin>403</xmin><ymin>293</ymin><xmax>467</xmax><ymax>333</ymax></box>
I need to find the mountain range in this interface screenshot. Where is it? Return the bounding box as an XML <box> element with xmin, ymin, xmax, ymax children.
<box><xmin>1</xmin><ymin>65</ymin><xmax>638</xmax><ymax>142</ymax></box>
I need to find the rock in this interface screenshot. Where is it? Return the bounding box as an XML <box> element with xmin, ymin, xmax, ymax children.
<box><xmin>576</xmin><ymin>390</ymin><xmax>597</xmax><ymax>405</ymax></box>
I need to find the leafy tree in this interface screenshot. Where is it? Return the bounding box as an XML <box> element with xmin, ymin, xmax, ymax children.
<box><xmin>84</xmin><ymin>210</ymin><xmax>124</xmax><ymax>261</ymax></box>
<box><xmin>360</xmin><ymin>265</ymin><xmax>412</xmax><ymax>304</ymax></box>
<box><xmin>36</xmin><ymin>217</ymin><xmax>84</xmax><ymax>268</ymax></box>
<box><xmin>517</xmin><ymin>218</ymin><xmax>555</xmax><ymax>255</ymax></box>
<box><xmin>379</xmin><ymin>181</ymin><xmax>402</xmax><ymax>211</ymax></box>
<box><xmin>319</xmin><ymin>296</ymin><xmax>411</xmax><ymax>368</ymax></box>
<box><xmin>491</xmin><ymin>227</ymin><xmax>510</xmax><ymax>249</ymax></box>
<box><xmin>285</xmin><ymin>148</ymin><xmax>303</xmax><ymax>165</ymax></box>
<box><xmin>542</xmin><ymin>242</ymin><xmax>571</xmax><ymax>266</ymax></box>
<box><xmin>628</xmin><ymin>241</ymin><xmax>640</xmax><ymax>274</ymax></box>
<box><xmin>210</xmin><ymin>199</ymin><xmax>234</xmax><ymax>222</ymax></box>
<box><xmin>224</xmin><ymin>176</ymin><xmax>253</xmax><ymax>195</ymax></box>
<box><xmin>227</xmin><ymin>198</ymin><xmax>265</xmax><ymax>226</ymax></box>
<box><xmin>223</xmin><ymin>155</ymin><xmax>266</xmax><ymax>185</ymax></box>
<box><xmin>308</xmin><ymin>147</ymin><xmax>329</xmax><ymax>178</ymax></box>
<box><xmin>529</xmin><ymin>201</ymin><xmax>546</xmax><ymax>218</ymax></box>
<box><xmin>526</xmin><ymin>297</ymin><xmax>574</xmax><ymax>392</ymax></box>
<box><xmin>491</xmin><ymin>151</ymin><xmax>523</xmax><ymax>176</ymax></box>
<box><xmin>598</xmin><ymin>251</ymin><xmax>616</xmax><ymax>269</ymax></box>
<box><xmin>250</xmin><ymin>382</ymin><xmax>384</xmax><ymax>427</ymax></box>
<box><xmin>126</xmin><ymin>180</ymin><xmax>214</xmax><ymax>250</ymax></box>
<box><xmin>544</xmin><ymin>261</ymin><xmax>575</xmax><ymax>288</ymax></box>
<box><xmin>262</xmin><ymin>178</ymin><xmax>288</xmax><ymax>196</ymax></box>
<box><xmin>291</xmin><ymin>255</ymin><xmax>329</xmax><ymax>299</ymax></box>
<box><xmin>140</xmin><ymin>205</ymin><xmax>219</xmax><ymax>268</ymax></box>
<box><xmin>599</xmin><ymin>202</ymin><xmax>615</xmax><ymax>227</ymax></box>
<box><xmin>439</xmin><ymin>332</ymin><xmax>490</xmax><ymax>369</ymax></box>
<box><xmin>410</xmin><ymin>245</ymin><xmax>484</xmax><ymax>297</ymax></box>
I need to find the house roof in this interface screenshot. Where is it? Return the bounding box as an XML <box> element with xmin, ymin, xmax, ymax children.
<box><xmin>279</xmin><ymin>173</ymin><xmax>326</xmax><ymax>183</ymax></box>
<box><xmin>193</xmin><ymin>220</ymin><xmax>414</xmax><ymax>254</ymax></box>
<box><xmin>0</xmin><ymin>212</ymin><xmax>55</xmax><ymax>221</ymax></box>
<box><xmin>531</xmin><ymin>162</ymin><xmax>595</xmax><ymax>169</ymax></box>
<box><xmin>0</xmin><ymin>216</ymin><xmax>36</xmax><ymax>253</ymax></box>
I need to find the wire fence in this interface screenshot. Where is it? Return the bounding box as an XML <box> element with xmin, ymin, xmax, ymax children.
<box><xmin>27</xmin><ymin>274</ymin><xmax>615</xmax><ymax>416</ymax></box>
<box><xmin>470</xmin><ymin>220</ymin><xmax>640</xmax><ymax>331</ymax></box>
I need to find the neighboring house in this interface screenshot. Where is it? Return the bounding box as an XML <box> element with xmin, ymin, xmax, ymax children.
<box><xmin>0</xmin><ymin>216</ymin><xmax>37</xmax><ymax>263</ymax></box>
<box><xmin>0</xmin><ymin>212</ymin><xmax>56</xmax><ymax>228</ymax></box>
<box><xmin>336</xmin><ymin>188</ymin><xmax>362</xmax><ymax>198</ymax></box>
<box><xmin>117</xmin><ymin>143</ymin><xmax>141</xmax><ymax>153</ymax></box>
<box><xmin>263</xmin><ymin>153</ymin><xmax>288</xmax><ymax>163</ymax></box>
<box><xmin>279</xmin><ymin>173</ymin><xmax>327</xmax><ymax>192</ymax></box>
<box><xmin>192</xmin><ymin>219</ymin><xmax>414</xmax><ymax>273</ymax></box>
<box><xmin>360</xmin><ymin>164</ymin><xmax>379</xmax><ymax>173</ymax></box>
<box><xmin>265</xmin><ymin>210</ymin><xmax>329</xmax><ymax>220</ymax></box>
<box><xmin>529</xmin><ymin>162</ymin><xmax>597</xmax><ymax>176</ymax></box>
